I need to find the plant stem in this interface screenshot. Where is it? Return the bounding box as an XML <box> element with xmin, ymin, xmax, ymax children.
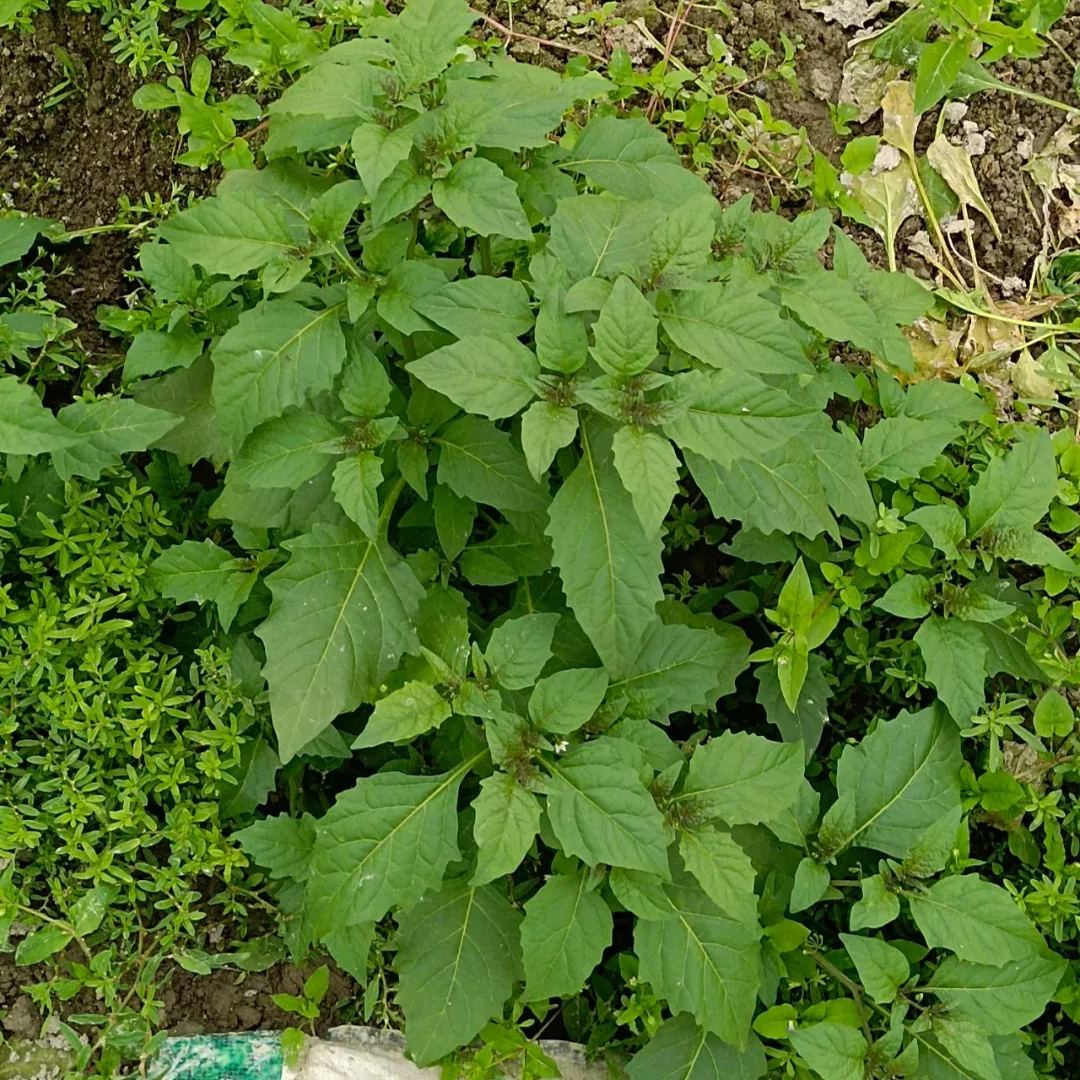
<box><xmin>806</xmin><ymin>948</ymin><xmax>875</xmax><ymax>1048</ymax></box>
<box><xmin>478</xmin><ymin>235</ymin><xmax>494</xmax><ymax>276</ymax></box>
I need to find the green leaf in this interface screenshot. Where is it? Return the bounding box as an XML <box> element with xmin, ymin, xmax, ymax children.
<box><xmin>809</xmin><ymin>428</ymin><xmax>877</xmax><ymax>525</ymax></box>
<box><xmin>234</xmin><ymin>814</ymin><xmax>316</xmax><ymax>883</ymax></box>
<box><xmin>220</xmin><ymin>737</ymin><xmax>280</xmax><ymax>819</ymax></box>
<box><xmin>408</xmin><ymin>336</ymin><xmax>538</xmax><ymax>419</ymax></box>
<box><xmin>612</xmin><ymin>427</ymin><xmax>679</xmax><ymax>539</ymax></box>
<box><xmin>534</xmin><ymin>285</ymin><xmax>588</xmax><ymax>373</ymax></box>
<box><xmin>395</xmin><ymin>879</ymin><xmax>521</xmax><ymax>1066</ymax></box>
<box><xmin>859</xmin><ymin>417</ymin><xmax>956</xmax><ymax>481</ymax></box>
<box><xmin>908</xmin><ymin>876</ymin><xmax>1046</xmax><ymax>965</ymax></box>
<box><xmin>635</xmin><ymin>874</ymin><xmax>761</xmax><ymax>1045</ymax></box>
<box><xmin>818</xmin><ymin>705</ymin><xmax>961</xmax><ymax>859</ymax></box>
<box><xmin>0</xmin><ymin>214</ymin><xmax>56</xmax><ymax>266</ymax></box>
<box><xmin>609</xmin><ymin>621</ymin><xmax>750</xmax><ymax>721</ymax></box>
<box><xmin>548</xmin><ymin>194</ymin><xmax>657</xmax><ymax>282</ymax></box>
<box><xmin>789</xmin><ymin>1023</ymin><xmax>867</xmax><ymax>1080</ymax></box>
<box><xmin>930</xmin><ymin>1018</ymin><xmax>1005</xmax><ymax>1080</ymax></box>
<box><xmin>321</xmin><ymin>922</ymin><xmax>374</xmax><ymax>985</ymax></box>
<box><xmin>547</xmin><ymin>421</ymin><xmax>663</xmax><ymax>674</ymax></box>
<box><xmin>628</xmin><ymin>1014</ymin><xmax>767</xmax><ymax>1080</ymax></box>
<box><xmin>378</xmin><ymin>0</ymin><xmax>475</xmax><ymax>90</ymax></box>
<box><xmin>151</xmin><ymin>539</ymin><xmax>257</xmax><ymax>630</ymax></box>
<box><xmin>212</xmin><ymin>300</ymin><xmax>347</xmax><ymax>450</ymax></box>
<box><xmin>351</xmin><ymin>123</ymin><xmax>413</xmax><ymax>200</ymax></box>
<box><xmin>915</xmin><ymin>617</ymin><xmax>987</xmax><ymax>724</ymax></box>
<box><xmin>437</xmin><ymin>416</ymin><xmax>548</xmax><ymax>513</ymax></box>
<box><xmin>51</xmin><ymin>398</ymin><xmax>180</xmax><ymax>480</ymax></box>
<box><xmin>0</xmin><ymin>376</ymin><xmax>78</xmax><ymax>455</ymax></box>
<box><xmin>232</xmin><ymin>411</ymin><xmax>342</xmax><ymax>489</ymax></box>
<box><xmin>68</xmin><ymin>886</ymin><xmax>119</xmax><ymax>937</ymax></box>
<box><xmin>928</xmin><ymin>953</ymin><xmax>1065</xmax><ymax>1034</ymax></box>
<box><xmin>156</xmin><ymin>188</ymin><xmax>307</xmax><ymax>277</ymax></box>
<box><xmin>15</xmin><ymin>926</ymin><xmax>73</xmax><ymax>966</ymax></box>
<box><xmin>471</xmin><ymin>772</ymin><xmax>542</xmax><ymax>885</ymax></box>
<box><xmin>590</xmin><ymin>276</ymin><xmax>659</xmax><ymax>376</ymax></box>
<box><xmin>663</xmin><ymin>370</ymin><xmax>819</xmax><ymax>468</ymax></box>
<box><xmin>756</xmin><ymin>654</ymin><xmax>829</xmax><ymax>755</ymax></box>
<box><xmin>412</xmin><ymin>276</ymin><xmax>534</xmax><ymax>340</ymax></box>
<box><xmin>850</xmin><ymin>874</ymin><xmax>900</xmax><ymax>931</ymax></box>
<box><xmin>485</xmin><ymin>612</ymin><xmax>560</xmax><ymax>690</ymax></box>
<box><xmin>1033</xmin><ymin>690</ymin><xmax>1074</xmax><ymax>738</ymax></box>
<box><xmin>908</xmin><ymin>503</ymin><xmax>966</xmax><ymax>560</ymax></box>
<box><xmin>839</xmin><ymin>934</ymin><xmax>910</xmax><ymax>1003</ymax></box>
<box><xmin>563</xmin><ymin>115</ymin><xmax>712</xmax><ymax>206</ymax></box>
<box><xmin>915</xmin><ymin>38</ymin><xmax>970</xmax><ymax>114</ymax></box>
<box><xmin>966</xmin><ymin>430</ymin><xmax>1057</xmax><ymax>537</ymax></box>
<box><xmin>875</xmin><ymin>574</ymin><xmax>931</xmax><ymax>619</ymax></box>
<box><xmin>685</xmin><ymin>449</ymin><xmax>837</xmax><ymax>540</ymax></box>
<box><xmin>258</xmin><ymin>523</ymin><xmax>424</xmax><ymax>761</ymax></box>
<box><xmin>125</xmin><ymin>326</ymin><xmax>203</xmax><ymax>381</ymax></box>
<box><xmin>310</xmin><ymin>764</ymin><xmax>470</xmax><ymax>928</ymax></box>
<box><xmin>352</xmin><ymin>681</ymin><xmax>452</xmax><ymax>749</ymax></box>
<box><xmin>544</xmin><ymin>737</ymin><xmax>670</xmax><ymax>876</ymax></box>
<box><xmin>521</xmin><ymin>401</ymin><xmax>579</xmax><ymax>482</ymax></box>
<box><xmin>331</xmin><ymin>452</ymin><xmax>383</xmax><ymax>538</ymax></box>
<box><xmin>789</xmin><ymin>857</ymin><xmax>831</xmax><ymax>913</ymax></box>
<box><xmin>370</xmin><ymin>160</ymin><xmax>431</xmax><ymax>228</ymax></box>
<box><xmin>678</xmin><ymin>828</ymin><xmax>758</xmax><ymax>926</ymax></box>
<box><xmin>522</xmin><ymin>870</ymin><xmax>612</xmax><ymax>1000</ymax></box>
<box><xmin>529</xmin><ymin>668</ymin><xmax>609</xmax><ymax>735</ymax></box>
<box><xmin>660</xmin><ymin>285</ymin><xmax>811</xmax><ymax>374</ymax></box>
<box><xmin>432</xmin><ymin>157</ymin><xmax>532</xmax><ymax>240</ymax></box>
<box><xmin>680</xmin><ymin>732</ymin><xmax>804</xmax><ymax>826</ymax></box>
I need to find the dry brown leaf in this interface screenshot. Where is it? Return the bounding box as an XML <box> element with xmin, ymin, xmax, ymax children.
<box><xmin>839</xmin><ymin>45</ymin><xmax>899</xmax><ymax>122</ymax></box>
<box><xmin>1011</xmin><ymin>349</ymin><xmax>1057</xmax><ymax>400</ymax></box>
<box><xmin>926</xmin><ymin>134</ymin><xmax>1001</xmax><ymax>240</ymax></box>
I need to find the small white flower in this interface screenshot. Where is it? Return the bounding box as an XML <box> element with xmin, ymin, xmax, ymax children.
<box><xmin>554</xmin><ymin>739</ymin><xmax>569</xmax><ymax>754</ymax></box>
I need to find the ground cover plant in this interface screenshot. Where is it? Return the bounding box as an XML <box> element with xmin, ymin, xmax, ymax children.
<box><xmin>2</xmin><ymin>0</ymin><xmax>1080</xmax><ymax>1077</ymax></box>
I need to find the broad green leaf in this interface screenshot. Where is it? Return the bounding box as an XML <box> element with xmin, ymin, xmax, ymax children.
<box><xmin>352</xmin><ymin>681</ymin><xmax>452</xmax><ymax>749</ymax></box>
<box><xmin>151</xmin><ymin>539</ymin><xmax>257</xmax><ymax>630</ymax></box>
<box><xmin>789</xmin><ymin>1023</ymin><xmax>867</xmax><ymax>1080</ymax></box>
<box><xmin>680</xmin><ymin>732</ymin><xmax>803</xmax><ymax>826</ymax></box>
<box><xmin>635</xmin><ymin>875</ymin><xmax>761</xmax><ymax>1045</ymax></box>
<box><xmin>914</xmin><ymin>38</ymin><xmax>969</xmax><ymax>113</ymax></box>
<box><xmin>809</xmin><ymin>428</ymin><xmax>877</xmax><ymax>525</ymax></box>
<box><xmin>376</xmin><ymin>260</ymin><xmax>446</xmax><ymax>335</ymax></box>
<box><xmin>548</xmin><ymin>194</ymin><xmax>658</xmax><ymax>282</ymax></box>
<box><xmin>1033</xmin><ymin>690</ymin><xmax>1074</xmax><ymax>738</ymax></box>
<box><xmin>234</xmin><ymin>814</ymin><xmax>316</xmax><ymax>882</ymax></box>
<box><xmin>0</xmin><ymin>376</ymin><xmax>78</xmax><ymax>455</ymax></box>
<box><xmin>437</xmin><ymin>416</ymin><xmax>548</xmax><ymax>513</ymax></box>
<box><xmin>686</xmin><ymin>449</ymin><xmax>838</xmax><ymax>540</ymax></box>
<box><xmin>0</xmin><ymin>214</ymin><xmax>56</xmax><ymax>266</ymax></box>
<box><xmin>612</xmin><ymin>427</ymin><xmax>678</xmax><ymax>539</ymax></box>
<box><xmin>895</xmin><ymin>380</ymin><xmax>985</xmax><ymax>424</ymax></box>
<box><xmin>908</xmin><ymin>876</ymin><xmax>1046</xmax><ymax>965</ymax></box>
<box><xmin>528</xmin><ymin>668</ymin><xmax>609</xmax><ymax>734</ymax></box>
<box><xmin>929</xmin><ymin>1018</ymin><xmax>1005</xmax><ymax>1080</ymax></box>
<box><xmin>756</xmin><ymin>654</ymin><xmax>829</xmax><ymax>755</ymax></box>
<box><xmin>377</xmin><ymin>0</ymin><xmax>475</xmax><ymax>90</ymax></box>
<box><xmin>412</xmin><ymin>276</ymin><xmax>534</xmax><ymax>340</ymax></box>
<box><xmin>660</xmin><ymin>285</ymin><xmax>811</xmax><ymax>374</ymax></box>
<box><xmin>432</xmin><ymin>157</ymin><xmax>532</xmax><ymax>240</ymax></box>
<box><xmin>258</xmin><ymin>523</ymin><xmax>424</xmax><ymax>761</ymax></box>
<box><xmin>51</xmin><ymin>398</ymin><xmax>180</xmax><ymax>480</ymax></box>
<box><xmin>875</xmin><ymin>574</ymin><xmax>931</xmax><ymax>618</ymax></box>
<box><xmin>15</xmin><ymin>926</ymin><xmax>73</xmax><ymax>967</ymax></box>
<box><xmin>212</xmin><ymin>300</ymin><xmax>347</xmax><ymax>450</ymax></box>
<box><xmin>231</xmin><ymin>411</ymin><xmax>342</xmax><ymax>489</ymax></box>
<box><xmin>370</xmin><ymin>160</ymin><xmax>431</xmax><ymax>228</ymax></box>
<box><xmin>485</xmin><ymin>612</ymin><xmax>560</xmax><ymax>690</ymax></box>
<box><xmin>610</xmin><ymin>621</ymin><xmax>751</xmax><ymax>720</ymax></box>
<box><xmin>781</xmin><ymin>271</ymin><xmax>896</xmax><ymax>363</ymax></box>
<box><xmin>521</xmin><ymin>401</ymin><xmax>579</xmax><ymax>481</ymax></box>
<box><xmin>928</xmin><ymin>953</ymin><xmax>1065</xmax><ymax>1034</ymax></box>
<box><xmin>563</xmin><ymin>116</ymin><xmax>712</xmax><ymax>206</ymax></box>
<box><xmin>156</xmin><ymin>188</ymin><xmax>307</xmax><ymax>276</ymax></box>
<box><xmin>915</xmin><ymin>617</ymin><xmax>987</xmax><ymax>724</ymax></box>
<box><xmin>547</xmin><ymin>421</ymin><xmax>664</xmax><ymax>674</ymax></box>
<box><xmin>124</xmin><ymin>326</ymin><xmax>203</xmax><ymax>381</ymax></box>
<box><xmin>545</xmin><ymin>737</ymin><xmax>669</xmax><ymax>876</ymax></box>
<box><xmin>818</xmin><ymin>705</ymin><xmax>961</xmax><ymax>858</ymax></box>
<box><xmin>590</xmin><ymin>276</ymin><xmax>658</xmax><ymax>376</ymax></box>
<box><xmin>534</xmin><ymin>286</ymin><xmax>588</xmax><ymax>373</ymax></box>
<box><xmin>965</xmin><ymin>430</ymin><xmax>1057</xmax><ymax>537</ymax></box>
<box><xmin>789</xmin><ymin>858</ymin><xmax>831</xmax><ymax>913</ymax></box>
<box><xmin>522</xmin><ymin>870</ymin><xmax>612</xmax><ymax>1000</ymax></box>
<box><xmin>650</xmin><ymin>199</ymin><xmax>716</xmax><ymax>289</ymax></box>
<box><xmin>628</xmin><ymin>1014</ymin><xmax>766</xmax><ymax>1080</ymax></box>
<box><xmin>331</xmin><ymin>452</ymin><xmax>383</xmax><ymax>538</ymax></box>
<box><xmin>395</xmin><ymin>879</ymin><xmax>521</xmax><ymax>1066</ymax></box>
<box><xmin>839</xmin><ymin>934</ymin><xmax>910</xmax><ymax>1003</ymax></box>
<box><xmin>663</xmin><ymin>370</ymin><xmax>819</xmax><ymax>467</ymax></box>
<box><xmin>908</xmin><ymin>502</ymin><xmax>966</xmax><ymax>560</ymax></box>
<box><xmin>471</xmin><ymin>773</ymin><xmax>541</xmax><ymax>885</ymax></box>
<box><xmin>321</xmin><ymin>922</ymin><xmax>374</xmax><ymax>985</ymax></box>
<box><xmin>433</xmin><ymin>484</ymin><xmax>476</xmax><ymax>559</ymax></box>
<box><xmin>408</xmin><ymin>336</ymin><xmax>538</xmax><ymax>419</ymax></box>
<box><xmin>310</xmin><ymin>764</ymin><xmax>470</xmax><ymax>928</ymax></box>
<box><xmin>220</xmin><ymin>737</ymin><xmax>280</xmax><ymax>819</ymax></box>
<box><xmin>351</xmin><ymin>122</ymin><xmax>413</xmax><ymax>199</ymax></box>
<box><xmin>859</xmin><ymin>417</ymin><xmax>956</xmax><ymax>481</ymax></box>
<box><xmin>68</xmin><ymin>886</ymin><xmax>119</xmax><ymax>937</ymax></box>
<box><xmin>850</xmin><ymin>874</ymin><xmax>900</xmax><ymax>932</ymax></box>
<box><xmin>678</xmin><ymin>827</ymin><xmax>758</xmax><ymax>926</ymax></box>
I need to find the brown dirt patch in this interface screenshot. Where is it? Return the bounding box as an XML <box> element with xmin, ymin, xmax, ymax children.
<box><xmin>0</xmin><ymin>9</ymin><xmax>212</xmax><ymax>355</ymax></box>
